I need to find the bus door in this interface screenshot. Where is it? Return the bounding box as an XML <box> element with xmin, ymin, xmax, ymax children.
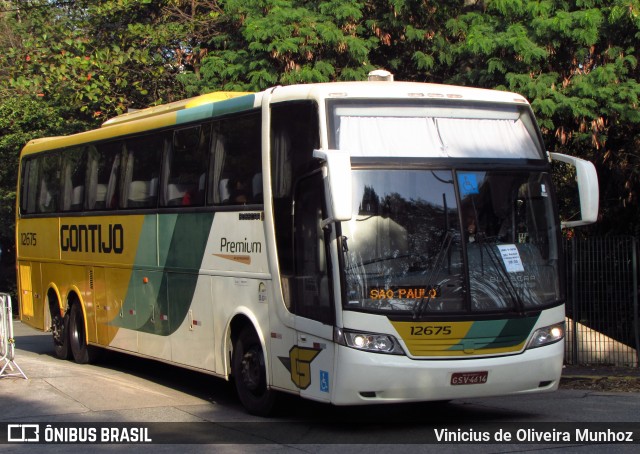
<box><xmin>18</xmin><ymin>261</ymin><xmax>41</xmax><ymax>327</ymax></box>
<box><xmin>290</xmin><ymin>171</ymin><xmax>336</xmax><ymax>402</ymax></box>
<box><xmin>17</xmin><ymin>217</ymin><xmax>59</xmax><ymax>329</ymax></box>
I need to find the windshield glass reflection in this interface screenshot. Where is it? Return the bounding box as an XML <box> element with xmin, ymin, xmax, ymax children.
<box><xmin>341</xmin><ymin>170</ymin><xmax>560</xmax><ymax>315</ymax></box>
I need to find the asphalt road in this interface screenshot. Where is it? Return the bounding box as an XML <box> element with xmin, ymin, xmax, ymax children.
<box><xmin>1</xmin><ymin>321</ymin><xmax>639</xmax><ymax>453</ymax></box>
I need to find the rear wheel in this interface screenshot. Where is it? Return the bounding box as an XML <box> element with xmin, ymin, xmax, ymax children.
<box><xmin>52</xmin><ymin>311</ymin><xmax>70</xmax><ymax>360</ymax></box>
<box><xmin>233</xmin><ymin>328</ymin><xmax>276</xmax><ymax>416</ymax></box>
<box><xmin>68</xmin><ymin>303</ymin><xmax>98</xmax><ymax>364</ymax></box>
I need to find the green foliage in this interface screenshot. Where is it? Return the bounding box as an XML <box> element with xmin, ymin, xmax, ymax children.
<box><xmin>185</xmin><ymin>0</ymin><xmax>377</xmax><ymax>92</ymax></box>
<box><xmin>437</xmin><ymin>0</ymin><xmax>640</xmax><ymax>234</ymax></box>
<box><xmin>1</xmin><ymin>0</ymin><xmax>183</xmax><ymax>121</ymax></box>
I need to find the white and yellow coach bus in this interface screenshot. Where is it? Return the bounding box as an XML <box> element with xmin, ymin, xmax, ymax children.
<box><xmin>16</xmin><ymin>73</ymin><xmax>598</xmax><ymax>415</ymax></box>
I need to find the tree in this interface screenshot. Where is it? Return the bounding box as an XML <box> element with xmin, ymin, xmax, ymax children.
<box><xmin>1</xmin><ymin>0</ymin><xmax>186</xmax><ymax>122</ymax></box>
<box><xmin>182</xmin><ymin>0</ymin><xmax>378</xmax><ymax>93</ymax></box>
<box><xmin>438</xmin><ymin>0</ymin><xmax>640</xmax><ymax>234</ymax></box>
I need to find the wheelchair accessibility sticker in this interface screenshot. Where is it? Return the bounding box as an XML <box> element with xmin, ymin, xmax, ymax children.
<box><xmin>458</xmin><ymin>173</ymin><xmax>480</xmax><ymax>197</ymax></box>
<box><xmin>320</xmin><ymin>370</ymin><xmax>330</xmax><ymax>393</ymax></box>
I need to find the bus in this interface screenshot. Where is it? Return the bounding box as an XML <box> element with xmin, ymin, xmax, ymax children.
<box><xmin>16</xmin><ymin>73</ymin><xmax>598</xmax><ymax>415</ymax></box>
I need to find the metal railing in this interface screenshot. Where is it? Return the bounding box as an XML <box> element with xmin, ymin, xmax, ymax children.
<box><xmin>0</xmin><ymin>293</ymin><xmax>27</xmax><ymax>379</ymax></box>
<box><xmin>564</xmin><ymin>236</ymin><xmax>639</xmax><ymax>367</ymax></box>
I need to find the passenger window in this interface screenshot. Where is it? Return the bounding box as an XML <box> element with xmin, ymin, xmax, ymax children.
<box><xmin>208</xmin><ymin>112</ymin><xmax>262</xmax><ymax>206</ymax></box>
<box><xmin>35</xmin><ymin>154</ymin><xmax>61</xmax><ymax>213</ymax></box>
<box><xmin>122</xmin><ymin>135</ymin><xmax>165</xmax><ymax>209</ymax></box>
<box><xmin>88</xmin><ymin>141</ymin><xmax>122</xmax><ymax>210</ymax></box>
<box><xmin>163</xmin><ymin>125</ymin><xmax>210</xmax><ymax>207</ymax></box>
<box><xmin>20</xmin><ymin>158</ymin><xmax>39</xmax><ymax>214</ymax></box>
<box><xmin>61</xmin><ymin>147</ymin><xmax>87</xmax><ymax>211</ymax></box>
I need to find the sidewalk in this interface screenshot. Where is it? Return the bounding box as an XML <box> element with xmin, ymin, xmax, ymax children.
<box><xmin>1</xmin><ymin>321</ymin><xmax>248</xmax><ymax>424</ymax></box>
<box><xmin>560</xmin><ymin>365</ymin><xmax>640</xmax><ymax>392</ymax></box>
<box><xmin>562</xmin><ymin>364</ymin><xmax>640</xmax><ymax>377</ymax></box>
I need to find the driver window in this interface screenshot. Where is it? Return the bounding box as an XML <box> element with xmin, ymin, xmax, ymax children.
<box><xmin>292</xmin><ymin>172</ymin><xmax>333</xmax><ymax>325</ymax></box>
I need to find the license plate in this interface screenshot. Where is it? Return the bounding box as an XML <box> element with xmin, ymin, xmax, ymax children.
<box><xmin>451</xmin><ymin>371</ymin><xmax>488</xmax><ymax>385</ymax></box>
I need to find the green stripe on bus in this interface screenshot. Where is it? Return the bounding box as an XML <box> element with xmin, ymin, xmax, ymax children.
<box><xmin>476</xmin><ymin>316</ymin><xmax>539</xmax><ymax>350</ymax></box>
<box><xmin>114</xmin><ymin>212</ymin><xmax>215</xmax><ymax>335</ymax></box>
<box><xmin>176</xmin><ymin>94</ymin><xmax>257</xmax><ymax>125</ymax></box>
<box><xmin>446</xmin><ymin>315</ymin><xmax>538</xmax><ymax>352</ymax></box>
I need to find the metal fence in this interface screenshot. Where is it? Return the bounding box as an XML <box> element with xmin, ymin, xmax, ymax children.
<box><xmin>564</xmin><ymin>236</ymin><xmax>639</xmax><ymax>367</ymax></box>
<box><xmin>0</xmin><ymin>293</ymin><xmax>27</xmax><ymax>379</ymax></box>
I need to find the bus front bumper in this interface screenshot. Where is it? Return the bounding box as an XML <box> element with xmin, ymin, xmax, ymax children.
<box><xmin>330</xmin><ymin>341</ymin><xmax>563</xmax><ymax>405</ymax></box>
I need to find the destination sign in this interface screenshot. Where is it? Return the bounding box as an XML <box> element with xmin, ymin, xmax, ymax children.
<box><xmin>368</xmin><ymin>285</ymin><xmax>440</xmax><ymax>300</ymax></box>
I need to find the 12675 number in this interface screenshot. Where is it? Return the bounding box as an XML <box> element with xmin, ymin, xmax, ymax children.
<box><xmin>21</xmin><ymin>232</ymin><xmax>37</xmax><ymax>246</ymax></box>
<box><xmin>410</xmin><ymin>325</ymin><xmax>452</xmax><ymax>336</ymax></box>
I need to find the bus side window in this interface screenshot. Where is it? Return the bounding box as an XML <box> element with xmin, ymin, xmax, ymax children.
<box><xmin>122</xmin><ymin>134</ymin><xmax>164</xmax><ymax>209</ymax></box>
<box><xmin>85</xmin><ymin>146</ymin><xmax>100</xmax><ymax>210</ymax></box>
<box><xmin>35</xmin><ymin>153</ymin><xmax>61</xmax><ymax>213</ymax></box>
<box><xmin>209</xmin><ymin>112</ymin><xmax>262</xmax><ymax>206</ymax></box>
<box><xmin>90</xmin><ymin>141</ymin><xmax>122</xmax><ymax>210</ymax></box>
<box><xmin>208</xmin><ymin>133</ymin><xmax>226</xmax><ymax>204</ymax></box>
<box><xmin>163</xmin><ymin>125</ymin><xmax>209</xmax><ymax>207</ymax></box>
<box><xmin>20</xmin><ymin>158</ymin><xmax>39</xmax><ymax>214</ymax></box>
<box><xmin>61</xmin><ymin>147</ymin><xmax>87</xmax><ymax>211</ymax></box>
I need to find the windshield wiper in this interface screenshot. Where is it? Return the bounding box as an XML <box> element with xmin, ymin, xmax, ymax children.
<box><xmin>475</xmin><ymin>233</ymin><xmax>526</xmax><ymax>313</ymax></box>
<box><xmin>413</xmin><ymin>229</ymin><xmax>454</xmax><ymax>319</ymax></box>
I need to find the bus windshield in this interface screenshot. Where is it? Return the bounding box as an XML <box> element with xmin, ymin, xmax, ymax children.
<box><xmin>341</xmin><ymin>169</ymin><xmax>561</xmax><ymax>315</ymax></box>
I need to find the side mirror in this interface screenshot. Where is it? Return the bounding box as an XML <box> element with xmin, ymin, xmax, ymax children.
<box><xmin>549</xmin><ymin>152</ymin><xmax>599</xmax><ymax>228</ymax></box>
<box><xmin>313</xmin><ymin>149</ymin><xmax>352</xmax><ymax>225</ymax></box>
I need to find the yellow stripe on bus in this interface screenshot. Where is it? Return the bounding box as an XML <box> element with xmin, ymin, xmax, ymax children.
<box><xmin>20</xmin><ymin>113</ymin><xmax>178</xmax><ymax>156</ymax></box>
<box><xmin>391</xmin><ymin>320</ymin><xmax>527</xmax><ymax>357</ymax></box>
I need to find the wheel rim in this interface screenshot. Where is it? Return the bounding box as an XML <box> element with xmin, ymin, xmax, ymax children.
<box><xmin>241</xmin><ymin>346</ymin><xmax>265</xmax><ymax>395</ymax></box>
<box><xmin>52</xmin><ymin>315</ymin><xmax>65</xmax><ymax>346</ymax></box>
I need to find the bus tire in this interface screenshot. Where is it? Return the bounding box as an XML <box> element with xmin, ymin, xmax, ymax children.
<box><xmin>232</xmin><ymin>328</ymin><xmax>276</xmax><ymax>416</ymax></box>
<box><xmin>68</xmin><ymin>303</ymin><xmax>98</xmax><ymax>364</ymax></box>
<box><xmin>52</xmin><ymin>311</ymin><xmax>70</xmax><ymax>360</ymax></box>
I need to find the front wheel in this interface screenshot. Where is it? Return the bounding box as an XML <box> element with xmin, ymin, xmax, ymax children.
<box><xmin>68</xmin><ymin>303</ymin><xmax>99</xmax><ymax>364</ymax></box>
<box><xmin>232</xmin><ymin>328</ymin><xmax>276</xmax><ymax>416</ymax></box>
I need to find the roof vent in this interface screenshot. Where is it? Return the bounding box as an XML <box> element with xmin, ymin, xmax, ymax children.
<box><xmin>368</xmin><ymin>69</ymin><xmax>394</xmax><ymax>82</ymax></box>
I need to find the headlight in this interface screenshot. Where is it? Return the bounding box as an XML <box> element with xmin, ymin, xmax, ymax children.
<box><xmin>526</xmin><ymin>322</ymin><xmax>565</xmax><ymax>349</ymax></box>
<box><xmin>334</xmin><ymin>328</ymin><xmax>405</xmax><ymax>355</ymax></box>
